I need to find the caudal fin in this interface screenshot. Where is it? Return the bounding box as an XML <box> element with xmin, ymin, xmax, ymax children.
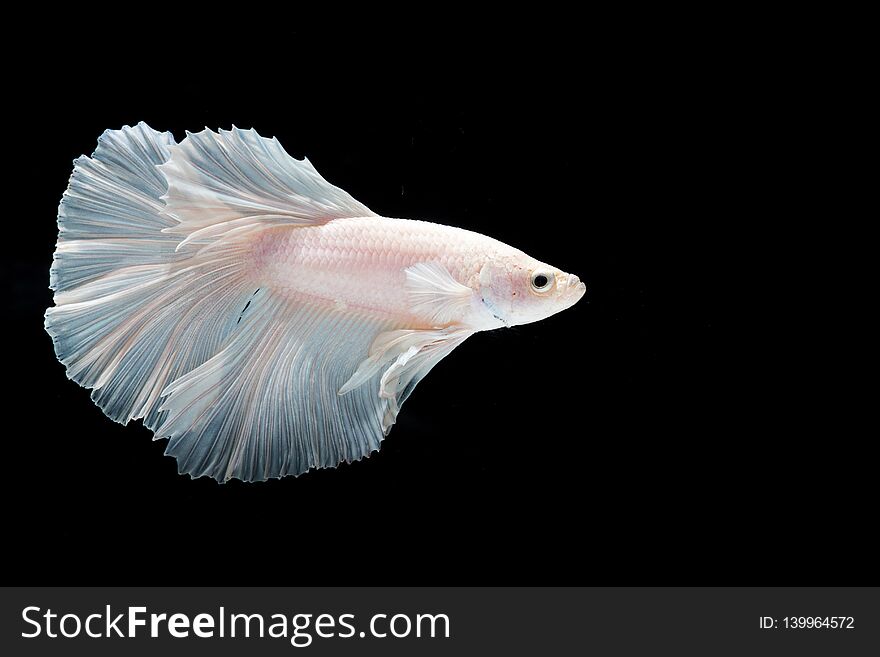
<box><xmin>45</xmin><ymin>123</ymin><xmax>258</xmax><ymax>431</ymax></box>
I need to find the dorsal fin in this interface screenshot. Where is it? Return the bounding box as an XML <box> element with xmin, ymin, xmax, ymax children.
<box><xmin>157</xmin><ymin>126</ymin><xmax>376</xmax><ymax>251</ymax></box>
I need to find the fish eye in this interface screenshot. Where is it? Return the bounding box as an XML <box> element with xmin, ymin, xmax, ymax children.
<box><xmin>530</xmin><ymin>271</ymin><xmax>555</xmax><ymax>293</ymax></box>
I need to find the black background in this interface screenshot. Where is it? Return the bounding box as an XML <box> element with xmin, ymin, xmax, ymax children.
<box><xmin>5</xmin><ymin>15</ymin><xmax>872</xmax><ymax>584</ymax></box>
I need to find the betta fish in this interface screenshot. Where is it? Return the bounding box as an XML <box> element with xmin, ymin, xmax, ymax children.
<box><xmin>45</xmin><ymin>123</ymin><xmax>585</xmax><ymax>481</ymax></box>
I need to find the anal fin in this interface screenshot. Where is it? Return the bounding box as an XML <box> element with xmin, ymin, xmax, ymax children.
<box><xmin>155</xmin><ymin>290</ymin><xmax>397</xmax><ymax>481</ymax></box>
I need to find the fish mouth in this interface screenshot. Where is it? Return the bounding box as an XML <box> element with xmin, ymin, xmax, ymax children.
<box><xmin>563</xmin><ymin>273</ymin><xmax>586</xmax><ymax>296</ymax></box>
<box><xmin>559</xmin><ymin>273</ymin><xmax>586</xmax><ymax>307</ymax></box>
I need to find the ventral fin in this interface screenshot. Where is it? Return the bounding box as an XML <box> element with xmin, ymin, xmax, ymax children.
<box><xmin>404</xmin><ymin>261</ymin><xmax>473</xmax><ymax>326</ymax></box>
<box><xmin>339</xmin><ymin>326</ymin><xmax>473</xmax><ymax>433</ymax></box>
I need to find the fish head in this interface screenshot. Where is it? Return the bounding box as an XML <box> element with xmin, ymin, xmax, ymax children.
<box><xmin>478</xmin><ymin>254</ymin><xmax>586</xmax><ymax>327</ymax></box>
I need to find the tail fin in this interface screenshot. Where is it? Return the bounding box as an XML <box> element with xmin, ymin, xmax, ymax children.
<box><xmin>46</xmin><ymin>123</ymin><xmax>256</xmax><ymax>430</ymax></box>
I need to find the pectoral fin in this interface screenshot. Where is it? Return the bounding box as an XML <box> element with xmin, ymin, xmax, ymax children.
<box><xmin>404</xmin><ymin>261</ymin><xmax>474</xmax><ymax>326</ymax></box>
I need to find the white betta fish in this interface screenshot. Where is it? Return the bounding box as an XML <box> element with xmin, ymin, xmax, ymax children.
<box><xmin>46</xmin><ymin>123</ymin><xmax>585</xmax><ymax>482</ymax></box>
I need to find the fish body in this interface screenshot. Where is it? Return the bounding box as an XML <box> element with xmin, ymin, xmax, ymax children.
<box><xmin>255</xmin><ymin>217</ymin><xmax>582</xmax><ymax>331</ymax></box>
<box><xmin>46</xmin><ymin>123</ymin><xmax>585</xmax><ymax>481</ymax></box>
<box><xmin>257</xmin><ymin>217</ymin><xmax>492</xmax><ymax>325</ymax></box>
